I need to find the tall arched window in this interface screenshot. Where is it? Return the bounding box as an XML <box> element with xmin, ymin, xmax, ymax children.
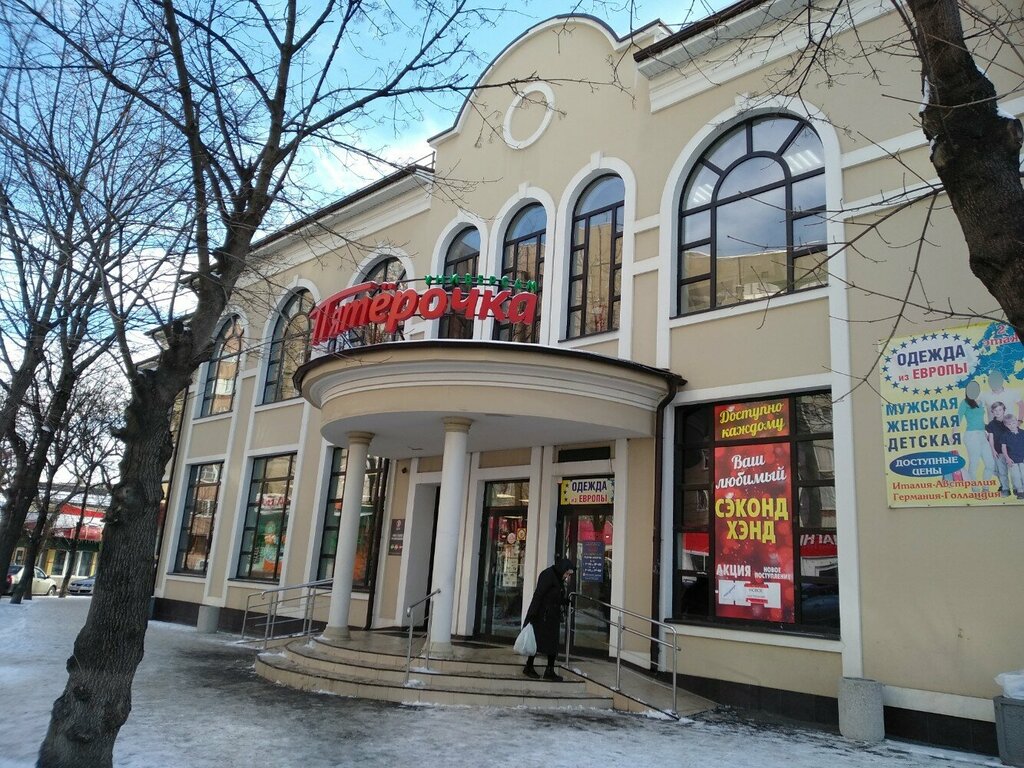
<box><xmin>494</xmin><ymin>204</ymin><xmax>546</xmax><ymax>343</ymax></box>
<box><xmin>677</xmin><ymin>116</ymin><xmax>827</xmax><ymax>315</ymax></box>
<box><xmin>200</xmin><ymin>317</ymin><xmax>243</xmax><ymax>417</ymax></box>
<box><xmin>567</xmin><ymin>175</ymin><xmax>623</xmax><ymax>339</ymax></box>
<box><xmin>336</xmin><ymin>256</ymin><xmax>407</xmax><ymax>350</ymax></box>
<box><xmin>439</xmin><ymin>227</ymin><xmax>479</xmax><ymax>339</ymax></box>
<box><xmin>262</xmin><ymin>289</ymin><xmax>313</xmax><ymax>404</ymax></box>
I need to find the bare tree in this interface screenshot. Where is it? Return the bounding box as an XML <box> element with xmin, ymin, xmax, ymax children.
<box><xmin>56</xmin><ymin>380</ymin><xmax>122</xmax><ymax>598</ymax></box>
<box><xmin>5</xmin><ymin>363</ymin><xmax>122</xmax><ymax>604</ymax></box>
<box><xmin>9</xmin><ymin>379</ymin><xmax>74</xmax><ymax>604</ymax></box>
<box><xmin>0</xmin><ymin>0</ymin><xmax>573</xmax><ymax>764</ymax></box>
<box><xmin>0</xmin><ymin>16</ymin><xmax>186</xmax><ymax>586</ymax></box>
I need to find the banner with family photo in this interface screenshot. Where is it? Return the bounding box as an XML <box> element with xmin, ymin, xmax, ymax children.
<box><xmin>880</xmin><ymin>322</ymin><xmax>1024</xmax><ymax>507</ymax></box>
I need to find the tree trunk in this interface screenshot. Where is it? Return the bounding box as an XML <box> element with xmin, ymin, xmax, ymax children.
<box><xmin>10</xmin><ymin>507</ymin><xmax>49</xmax><ymax>603</ymax></box>
<box><xmin>37</xmin><ymin>373</ymin><xmax>178</xmax><ymax>768</ymax></box>
<box><xmin>907</xmin><ymin>0</ymin><xmax>1024</xmax><ymax>336</ymax></box>
<box><xmin>0</xmin><ymin>436</ymin><xmax>56</xmax><ymax>597</ymax></box>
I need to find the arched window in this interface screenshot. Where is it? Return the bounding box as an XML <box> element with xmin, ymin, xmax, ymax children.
<box><xmin>567</xmin><ymin>175</ymin><xmax>623</xmax><ymax>339</ymax></box>
<box><xmin>199</xmin><ymin>317</ymin><xmax>243</xmax><ymax>417</ymax></box>
<box><xmin>494</xmin><ymin>204</ymin><xmax>545</xmax><ymax>343</ymax></box>
<box><xmin>262</xmin><ymin>289</ymin><xmax>313</xmax><ymax>404</ymax></box>
<box><xmin>677</xmin><ymin>116</ymin><xmax>827</xmax><ymax>315</ymax></box>
<box><xmin>439</xmin><ymin>227</ymin><xmax>479</xmax><ymax>339</ymax></box>
<box><xmin>336</xmin><ymin>256</ymin><xmax>407</xmax><ymax>350</ymax></box>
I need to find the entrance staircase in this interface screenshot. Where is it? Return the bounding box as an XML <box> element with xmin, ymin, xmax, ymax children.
<box><xmin>254</xmin><ymin>630</ymin><xmax>715</xmax><ymax>716</ymax></box>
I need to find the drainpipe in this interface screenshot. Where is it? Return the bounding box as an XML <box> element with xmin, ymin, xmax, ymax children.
<box><xmin>651</xmin><ymin>372</ymin><xmax>684</xmax><ymax>669</ymax></box>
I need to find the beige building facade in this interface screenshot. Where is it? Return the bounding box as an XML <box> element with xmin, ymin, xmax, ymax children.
<box><xmin>152</xmin><ymin>1</ymin><xmax>1024</xmax><ymax>754</ymax></box>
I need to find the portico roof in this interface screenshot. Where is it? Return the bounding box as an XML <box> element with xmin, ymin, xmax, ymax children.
<box><xmin>295</xmin><ymin>341</ymin><xmax>683</xmax><ymax>458</ymax></box>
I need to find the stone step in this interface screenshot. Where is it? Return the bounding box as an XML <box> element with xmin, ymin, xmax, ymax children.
<box><xmin>282</xmin><ymin>640</ymin><xmax>576</xmax><ymax>693</ymax></box>
<box><xmin>307</xmin><ymin>635</ymin><xmax>528</xmax><ymax>676</ymax></box>
<box><xmin>256</xmin><ymin>654</ymin><xmax>614</xmax><ymax>710</ymax></box>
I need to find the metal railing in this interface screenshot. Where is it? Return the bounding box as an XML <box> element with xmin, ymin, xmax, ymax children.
<box><xmin>241</xmin><ymin>578</ymin><xmax>333</xmax><ymax>649</ymax></box>
<box><xmin>564</xmin><ymin>592</ymin><xmax>681</xmax><ymax>715</ymax></box>
<box><xmin>404</xmin><ymin>588</ymin><xmax>441</xmax><ymax>685</ymax></box>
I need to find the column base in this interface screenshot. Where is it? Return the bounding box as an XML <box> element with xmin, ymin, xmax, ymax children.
<box><xmin>196</xmin><ymin>605</ymin><xmax>220</xmax><ymax>634</ymax></box>
<box><xmin>320</xmin><ymin>625</ymin><xmax>351</xmax><ymax>642</ymax></box>
<box><xmin>839</xmin><ymin>676</ymin><xmax>885</xmax><ymax>743</ymax></box>
<box><xmin>427</xmin><ymin>640</ymin><xmax>455</xmax><ymax>658</ymax></box>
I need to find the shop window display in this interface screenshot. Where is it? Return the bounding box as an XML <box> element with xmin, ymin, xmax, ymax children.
<box><xmin>316</xmin><ymin>448</ymin><xmax>389</xmax><ymax>585</ymax></box>
<box><xmin>673</xmin><ymin>392</ymin><xmax>838</xmax><ymax>633</ymax></box>
<box><xmin>476</xmin><ymin>481</ymin><xmax>530</xmax><ymax>639</ymax></box>
<box><xmin>236</xmin><ymin>454</ymin><xmax>295</xmax><ymax>581</ymax></box>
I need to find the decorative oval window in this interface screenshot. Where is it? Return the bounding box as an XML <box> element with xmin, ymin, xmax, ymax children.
<box><xmin>502</xmin><ymin>83</ymin><xmax>555</xmax><ymax>150</ymax></box>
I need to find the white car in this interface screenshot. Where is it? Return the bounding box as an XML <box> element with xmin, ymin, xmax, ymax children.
<box><xmin>4</xmin><ymin>565</ymin><xmax>57</xmax><ymax>596</ymax></box>
<box><xmin>67</xmin><ymin>576</ymin><xmax>96</xmax><ymax>595</ymax></box>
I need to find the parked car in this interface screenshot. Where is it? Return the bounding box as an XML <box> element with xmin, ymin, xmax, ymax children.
<box><xmin>67</xmin><ymin>576</ymin><xmax>96</xmax><ymax>595</ymax></box>
<box><xmin>4</xmin><ymin>565</ymin><xmax>57</xmax><ymax>596</ymax></box>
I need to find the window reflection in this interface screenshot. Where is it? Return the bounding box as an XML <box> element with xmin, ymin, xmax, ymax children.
<box><xmin>568</xmin><ymin>175</ymin><xmax>624</xmax><ymax>339</ymax></box>
<box><xmin>495</xmin><ymin>204</ymin><xmax>545</xmax><ymax>343</ymax></box>
<box><xmin>440</xmin><ymin>228</ymin><xmax>479</xmax><ymax>339</ymax></box>
<box><xmin>263</xmin><ymin>291</ymin><xmax>313</xmax><ymax>403</ymax></box>
<box><xmin>677</xmin><ymin>116</ymin><xmax>827</xmax><ymax>316</ymax></box>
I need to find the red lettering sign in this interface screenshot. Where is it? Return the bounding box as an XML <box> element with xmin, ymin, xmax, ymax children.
<box><xmin>309</xmin><ymin>281</ymin><xmax>538</xmax><ymax>346</ymax></box>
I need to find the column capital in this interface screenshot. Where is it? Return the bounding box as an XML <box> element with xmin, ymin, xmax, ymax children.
<box><xmin>442</xmin><ymin>417</ymin><xmax>473</xmax><ymax>433</ymax></box>
<box><xmin>346</xmin><ymin>431</ymin><xmax>374</xmax><ymax>446</ymax></box>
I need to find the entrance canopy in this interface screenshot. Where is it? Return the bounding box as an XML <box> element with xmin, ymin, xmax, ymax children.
<box><xmin>295</xmin><ymin>341</ymin><xmax>680</xmax><ymax>458</ymax></box>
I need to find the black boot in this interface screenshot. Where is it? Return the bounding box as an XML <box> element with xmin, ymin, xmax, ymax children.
<box><xmin>523</xmin><ymin>657</ymin><xmax>540</xmax><ymax>678</ymax></box>
<box><xmin>543</xmin><ymin>667</ymin><xmax>563</xmax><ymax>682</ymax></box>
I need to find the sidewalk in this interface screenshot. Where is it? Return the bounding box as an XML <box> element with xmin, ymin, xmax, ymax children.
<box><xmin>0</xmin><ymin>598</ymin><xmax>1002</xmax><ymax>768</ymax></box>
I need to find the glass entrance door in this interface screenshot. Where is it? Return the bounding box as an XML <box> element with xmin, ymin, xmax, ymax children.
<box><xmin>558</xmin><ymin>504</ymin><xmax>614</xmax><ymax>653</ymax></box>
<box><xmin>475</xmin><ymin>481</ymin><xmax>529</xmax><ymax>641</ymax></box>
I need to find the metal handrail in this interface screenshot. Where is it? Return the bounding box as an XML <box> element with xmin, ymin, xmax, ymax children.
<box><xmin>564</xmin><ymin>592</ymin><xmax>681</xmax><ymax>716</ymax></box>
<box><xmin>241</xmin><ymin>578</ymin><xmax>333</xmax><ymax>649</ymax></box>
<box><xmin>404</xmin><ymin>588</ymin><xmax>441</xmax><ymax>685</ymax></box>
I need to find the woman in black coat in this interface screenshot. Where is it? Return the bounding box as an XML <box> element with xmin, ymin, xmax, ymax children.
<box><xmin>522</xmin><ymin>556</ymin><xmax>574</xmax><ymax>681</ymax></box>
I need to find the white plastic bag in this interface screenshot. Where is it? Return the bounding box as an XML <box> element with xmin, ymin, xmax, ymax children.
<box><xmin>513</xmin><ymin>623</ymin><xmax>537</xmax><ymax>657</ymax></box>
<box><xmin>996</xmin><ymin>670</ymin><xmax>1024</xmax><ymax>699</ymax></box>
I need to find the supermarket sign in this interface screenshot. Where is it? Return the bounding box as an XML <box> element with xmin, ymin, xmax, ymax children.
<box><xmin>310</xmin><ymin>275</ymin><xmax>538</xmax><ymax>345</ymax></box>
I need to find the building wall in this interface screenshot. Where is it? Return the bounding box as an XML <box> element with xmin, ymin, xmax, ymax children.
<box><xmin>153</xmin><ymin>3</ymin><xmax>1024</xmax><ymax>739</ymax></box>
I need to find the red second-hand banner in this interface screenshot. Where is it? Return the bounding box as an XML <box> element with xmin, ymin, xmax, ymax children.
<box><xmin>713</xmin><ymin>441</ymin><xmax>795</xmax><ymax>623</ymax></box>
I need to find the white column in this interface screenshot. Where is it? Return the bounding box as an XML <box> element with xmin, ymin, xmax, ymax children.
<box><xmin>428</xmin><ymin>417</ymin><xmax>472</xmax><ymax>654</ymax></box>
<box><xmin>322</xmin><ymin>432</ymin><xmax>374</xmax><ymax>641</ymax></box>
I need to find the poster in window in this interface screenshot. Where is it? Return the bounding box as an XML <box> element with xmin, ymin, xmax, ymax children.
<box><xmin>387</xmin><ymin>518</ymin><xmax>405</xmax><ymax>556</ymax></box>
<box><xmin>580</xmin><ymin>540</ymin><xmax>605</xmax><ymax>583</ymax></box>
<box><xmin>713</xmin><ymin>424</ymin><xmax>795</xmax><ymax>623</ymax></box>
<box><xmin>714</xmin><ymin>399</ymin><xmax>790</xmax><ymax>442</ymax></box>
<box><xmin>880</xmin><ymin>322</ymin><xmax>1024</xmax><ymax>506</ymax></box>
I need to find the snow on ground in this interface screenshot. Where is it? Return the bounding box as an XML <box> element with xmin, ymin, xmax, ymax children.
<box><xmin>0</xmin><ymin>598</ymin><xmax>1002</xmax><ymax>768</ymax></box>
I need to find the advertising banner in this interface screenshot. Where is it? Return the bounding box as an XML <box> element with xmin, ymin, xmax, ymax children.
<box><xmin>713</xmin><ymin>400</ymin><xmax>795</xmax><ymax>623</ymax></box>
<box><xmin>714</xmin><ymin>399</ymin><xmax>790</xmax><ymax>441</ymax></box>
<box><xmin>559</xmin><ymin>477</ymin><xmax>614</xmax><ymax>505</ymax></box>
<box><xmin>880</xmin><ymin>322</ymin><xmax>1024</xmax><ymax>507</ymax></box>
